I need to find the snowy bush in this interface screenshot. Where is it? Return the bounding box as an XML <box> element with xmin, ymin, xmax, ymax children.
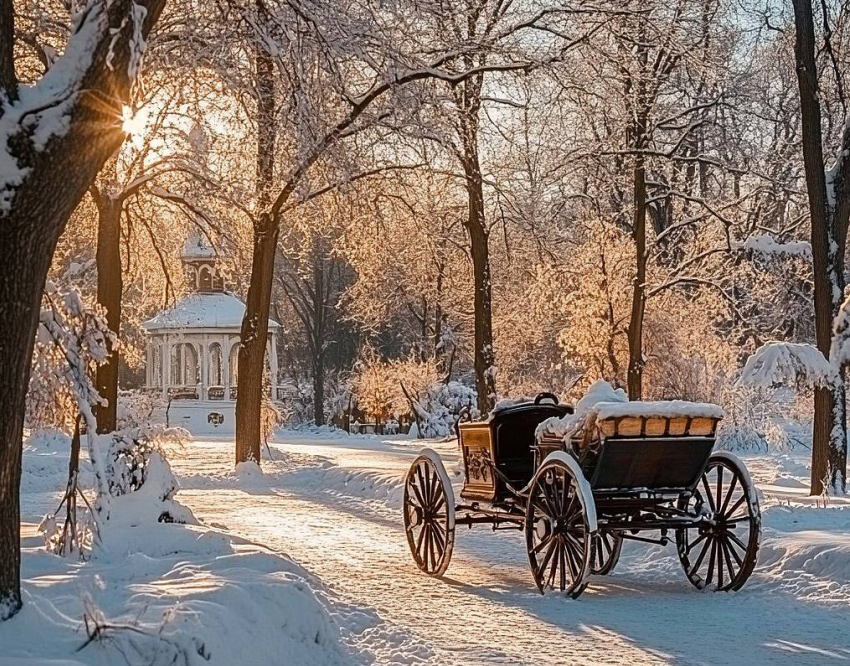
<box><xmin>392</xmin><ymin>357</ymin><xmax>477</xmax><ymax>438</ymax></box>
<box><xmin>27</xmin><ymin>284</ymin><xmax>115</xmax><ymax>432</ymax></box>
<box><xmin>716</xmin><ymin>421</ymin><xmax>768</xmax><ymax>453</ymax></box>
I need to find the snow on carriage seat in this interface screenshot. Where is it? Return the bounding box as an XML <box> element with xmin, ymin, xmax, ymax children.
<box><xmin>535</xmin><ymin>380</ymin><xmax>627</xmax><ymax>441</ymax></box>
<box><xmin>535</xmin><ymin>380</ymin><xmax>724</xmax><ymax>442</ymax></box>
<box><xmin>593</xmin><ymin>400</ymin><xmax>725</xmax><ymax>421</ymax></box>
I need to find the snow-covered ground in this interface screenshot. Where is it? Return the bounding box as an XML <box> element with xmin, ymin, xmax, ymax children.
<box><xmin>7</xmin><ymin>428</ymin><xmax>850</xmax><ymax>665</ymax></box>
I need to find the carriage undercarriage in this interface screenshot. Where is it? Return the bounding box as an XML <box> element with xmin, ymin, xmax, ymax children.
<box><xmin>403</xmin><ymin>392</ymin><xmax>761</xmax><ymax>598</ymax></box>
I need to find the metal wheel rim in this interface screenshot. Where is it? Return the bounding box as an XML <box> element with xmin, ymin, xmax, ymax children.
<box><xmin>676</xmin><ymin>455</ymin><xmax>761</xmax><ymax>592</ymax></box>
<box><xmin>404</xmin><ymin>455</ymin><xmax>455</xmax><ymax>577</ymax></box>
<box><xmin>525</xmin><ymin>459</ymin><xmax>592</xmax><ymax>597</ymax></box>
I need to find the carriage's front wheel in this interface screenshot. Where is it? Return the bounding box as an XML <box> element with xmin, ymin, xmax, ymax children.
<box><xmin>404</xmin><ymin>450</ymin><xmax>456</xmax><ymax>577</ymax></box>
<box><xmin>676</xmin><ymin>452</ymin><xmax>761</xmax><ymax>591</ymax></box>
<box><xmin>525</xmin><ymin>453</ymin><xmax>596</xmax><ymax>598</ymax></box>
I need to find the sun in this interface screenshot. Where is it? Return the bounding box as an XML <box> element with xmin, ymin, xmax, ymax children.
<box><xmin>121</xmin><ymin>105</ymin><xmax>147</xmax><ymax>140</ymax></box>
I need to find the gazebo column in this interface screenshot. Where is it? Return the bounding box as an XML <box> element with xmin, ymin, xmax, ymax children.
<box><xmin>199</xmin><ymin>338</ymin><xmax>207</xmax><ymax>400</ymax></box>
<box><xmin>223</xmin><ymin>337</ymin><xmax>231</xmax><ymax>399</ymax></box>
<box><xmin>268</xmin><ymin>333</ymin><xmax>279</xmax><ymax>401</ymax></box>
<box><xmin>162</xmin><ymin>337</ymin><xmax>171</xmax><ymax>400</ymax></box>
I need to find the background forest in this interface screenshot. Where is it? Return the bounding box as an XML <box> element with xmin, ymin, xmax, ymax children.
<box><xmin>8</xmin><ymin>2</ymin><xmax>850</xmax><ymax>472</ymax></box>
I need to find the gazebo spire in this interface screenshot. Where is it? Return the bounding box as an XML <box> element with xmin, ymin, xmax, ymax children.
<box><xmin>182</xmin><ymin>233</ymin><xmax>223</xmax><ymax>293</ymax></box>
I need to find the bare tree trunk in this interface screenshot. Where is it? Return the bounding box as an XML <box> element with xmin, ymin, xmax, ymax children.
<box><xmin>626</xmin><ymin>36</ymin><xmax>648</xmax><ymax>401</ymax></box>
<box><xmin>792</xmin><ymin>0</ymin><xmax>848</xmax><ymax>494</ymax></box>
<box><xmin>312</xmin><ymin>247</ymin><xmax>325</xmax><ymax>426</ymax></box>
<box><xmin>235</xmin><ymin>11</ymin><xmax>277</xmax><ymax>464</ymax></box>
<box><xmin>0</xmin><ymin>232</ymin><xmax>50</xmax><ymax>619</ymax></box>
<box><xmin>459</xmin><ymin>108</ymin><xmax>496</xmax><ymax>413</ymax></box>
<box><xmin>93</xmin><ymin>194</ymin><xmax>122</xmax><ymax>433</ymax></box>
<box><xmin>236</xmin><ymin>215</ymin><xmax>278</xmax><ymax>464</ymax></box>
<box><xmin>627</xmin><ymin>146</ymin><xmax>647</xmax><ymax>400</ymax></box>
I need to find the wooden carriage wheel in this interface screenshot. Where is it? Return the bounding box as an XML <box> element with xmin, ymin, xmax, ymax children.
<box><xmin>676</xmin><ymin>452</ymin><xmax>761</xmax><ymax>591</ymax></box>
<box><xmin>525</xmin><ymin>453</ymin><xmax>595</xmax><ymax>598</ymax></box>
<box><xmin>591</xmin><ymin>531</ymin><xmax>623</xmax><ymax>576</ymax></box>
<box><xmin>403</xmin><ymin>451</ymin><xmax>456</xmax><ymax>577</ymax></box>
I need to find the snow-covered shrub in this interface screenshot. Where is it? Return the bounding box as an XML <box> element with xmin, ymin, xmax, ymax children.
<box><xmin>27</xmin><ymin>284</ymin><xmax>114</xmax><ymax>433</ymax></box>
<box><xmin>392</xmin><ymin>357</ymin><xmax>477</xmax><ymax>438</ymax></box>
<box><xmin>106</xmin><ymin>424</ymin><xmax>192</xmax><ymax>523</ymax></box>
<box><xmin>716</xmin><ymin>421</ymin><xmax>767</xmax><ymax>452</ymax></box>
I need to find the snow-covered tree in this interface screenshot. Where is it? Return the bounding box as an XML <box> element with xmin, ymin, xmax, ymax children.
<box><xmin>0</xmin><ymin>0</ymin><xmax>166</xmax><ymax>619</ymax></box>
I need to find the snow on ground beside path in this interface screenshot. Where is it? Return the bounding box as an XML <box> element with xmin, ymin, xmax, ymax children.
<box><xmin>14</xmin><ymin>426</ymin><xmax>850</xmax><ymax>665</ymax></box>
<box><xmin>6</xmin><ymin>432</ymin><xmax>363</xmax><ymax>666</ymax></box>
<box><xmin>170</xmin><ymin>433</ymin><xmax>850</xmax><ymax>665</ymax></box>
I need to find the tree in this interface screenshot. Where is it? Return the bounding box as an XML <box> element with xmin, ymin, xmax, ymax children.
<box><xmin>0</xmin><ymin>0</ymin><xmax>166</xmax><ymax>620</ymax></box>
<box><xmin>790</xmin><ymin>0</ymin><xmax>850</xmax><ymax>493</ymax></box>
<box><xmin>231</xmin><ymin>0</ymin><xmax>595</xmax><ymax>462</ymax></box>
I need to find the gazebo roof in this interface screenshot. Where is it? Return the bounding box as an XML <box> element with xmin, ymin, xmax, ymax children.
<box><xmin>143</xmin><ymin>292</ymin><xmax>280</xmax><ymax>332</ymax></box>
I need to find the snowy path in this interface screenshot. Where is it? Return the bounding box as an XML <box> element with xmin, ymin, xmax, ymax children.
<box><xmin>170</xmin><ymin>435</ymin><xmax>850</xmax><ymax>666</ymax></box>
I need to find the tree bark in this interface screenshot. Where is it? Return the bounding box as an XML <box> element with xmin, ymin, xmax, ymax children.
<box><xmin>458</xmin><ymin>83</ymin><xmax>496</xmax><ymax>414</ymax></box>
<box><xmin>0</xmin><ymin>0</ymin><xmax>166</xmax><ymax>617</ymax></box>
<box><xmin>93</xmin><ymin>194</ymin><xmax>122</xmax><ymax>433</ymax></box>
<box><xmin>627</xmin><ymin>145</ymin><xmax>647</xmax><ymax>400</ymax></box>
<box><xmin>312</xmin><ymin>247</ymin><xmax>325</xmax><ymax>426</ymax></box>
<box><xmin>792</xmin><ymin>0</ymin><xmax>848</xmax><ymax>494</ymax></box>
<box><xmin>626</xmin><ymin>39</ymin><xmax>649</xmax><ymax>401</ymax></box>
<box><xmin>236</xmin><ymin>215</ymin><xmax>278</xmax><ymax>464</ymax></box>
<box><xmin>235</xmin><ymin>9</ymin><xmax>277</xmax><ymax>464</ymax></box>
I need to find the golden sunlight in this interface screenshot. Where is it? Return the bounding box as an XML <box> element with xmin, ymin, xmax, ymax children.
<box><xmin>121</xmin><ymin>105</ymin><xmax>147</xmax><ymax>140</ymax></box>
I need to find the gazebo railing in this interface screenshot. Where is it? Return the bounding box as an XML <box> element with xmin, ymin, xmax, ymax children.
<box><xmin>168</xmin><ymin>386</ymin><xmax>200</xmax><ymax>401</ymax></box>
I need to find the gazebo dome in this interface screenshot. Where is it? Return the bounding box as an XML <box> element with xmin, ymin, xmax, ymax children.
<box><xmin>142</xmin><ymin>235</ymin><xmax>280</xmax><ymax>434</ymax></box>
<box><xmin>143</xmin><ymin>292</ymin><xmax>280</xmax><ymax>332</ymax></box>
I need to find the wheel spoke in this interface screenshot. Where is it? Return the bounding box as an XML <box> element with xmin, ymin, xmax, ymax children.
<box><xmin>533</xmin><ymin>532</ymin><xmax>554</xmax><ymax>555</ymax></box>
<box><xmin>418</xmin><ymin>523</ymin><xmax>428</xmax><ymax>567</ymax></box>
<box><xmin>727</xmin><ymin>531</ymin><xmax>749</xmax><ymax>554</ymax></box>
<box><xmin>702</xmin><ymin>474</ymin><xmax>717</xmax><ymax>513</ymax></box>
<box><xmin>686</xmin><ymin>532</ymin><xmax>707</xmax><ymax>554</ymax></box>
<box><xmin>538</xmin><ymin>534</ymin><xmax>558</xmax><ymax>582</ymax></box>
<box><xmin>723</xmin><ymin>533</ymin><xmax>743</xmax><ymax>568</ymax></box>
<box><xmin>431</xmin><ymin>523</ymin><xmax>445</xmax><ymax>552</ymax></box>
<box><xmin>547</xmin><ymin>539</ymin><xmax>561</xmax><ymax>589</ymax></box>
<box><xmin>725</xmin><ymin>513</ymin><xmax>752</xmax><ymax>525</ymax></box>
<box><xmin>716</xmin><ymin>466</ymin><xmax>723</xmax><ymax>515</ymax></box>
<box><xmin>725</xmin><ymin>495</ymin><xmax>746</xmax><ymax>518</ymax></box>
<box><xmin>541</xmin><ymin>478</ymin><xmax>560</xmax><ymax>518</ymax></box>
<box><xmin>415</xmin><ymin>465</ymin><xmax>428</xmax><ymax>505</ymax></box>
<box><xmin>431</xmin><ymin>527</ymin><xmax>446</xmax><ymax>557</ymax></box>
<box><xmin>564</xmin><ymin>536</ymin><xmax>581</xmax><ymax>579</ymax></box>
<box><xmin>705</xmin><ymin>538</ymin><xmax>717</xmax><ymax>586</ymax></box>
<box><xmin>409</xmin><ymin>477</ymin><xmax>427</xmax><ymax>509</ymax></box>
<box><xmin>717</xmin><ymin>537</ymin><xmax>725</xmax><ymax>588</ymax></box>
<box><xmin>719</xmin><ymin>474</ymin><xmax>738</xmax><ymax>516</ymax></box>
<box><xmin>690</xmin><ymin>535</ymin><xmax>712</xmax><ymax>575</ymax></box>
<box><xmin>559</xmin><ymin>539</ymin><xmax>567</xmax><ymax>591</ymax></box>
<box><xmin>720</xmin><ymin>536</ymin><xmax>737</xmax><ymax>584</ymax></box>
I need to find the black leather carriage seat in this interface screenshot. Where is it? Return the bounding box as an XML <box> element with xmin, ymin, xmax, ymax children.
<box><xmin>492</xmin><ymin>404</ymin><xmax>571</xmax><ymax>490</ymax></box>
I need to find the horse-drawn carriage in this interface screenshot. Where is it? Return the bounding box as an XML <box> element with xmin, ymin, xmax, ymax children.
<box><xmin>402</xmin><ymin>387</ymin><xmax>761</xmax><ymax>598</ymax></box>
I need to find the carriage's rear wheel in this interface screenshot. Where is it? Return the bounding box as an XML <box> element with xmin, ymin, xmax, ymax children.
<box><xmin>591</xmin><ymin>531</ymin><xmax>623</xmax><ymax>576</ymax></box>
<box><xmin>404</xmin><ymin>450</ymin><xmax>455</xmax><ymax>577</ymax></box>
<box><xmin>525</xmin><ymin>453</ymin><xmax>595</xmax><ymax>598</ymax></box>
<box><xmin>676</xmin><ymin>452</ymin><xmax>761</xmax><ymax>591</ymax></box>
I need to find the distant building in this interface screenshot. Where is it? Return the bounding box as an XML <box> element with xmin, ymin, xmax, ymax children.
<box><xmin>142</xmin><ymin>235</ymin><xmax>280</xmax><ymax>434</ymax></box>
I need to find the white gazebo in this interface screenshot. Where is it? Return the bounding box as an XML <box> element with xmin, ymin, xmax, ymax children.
<box><xmin>142</xmin><ymin>236</ymin><xmax>280</xmax><ymax>434</ymax></box>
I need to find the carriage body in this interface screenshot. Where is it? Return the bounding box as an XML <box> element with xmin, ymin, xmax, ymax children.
<box><xmin>404</xmin><ymin>392</ymin><xmax>761</xmax><ymax>598</ymax></box>
<box><xmin>457</xmin><ymin>400</ymin><xmax>572</xmax><ymax>503</ymax></box>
